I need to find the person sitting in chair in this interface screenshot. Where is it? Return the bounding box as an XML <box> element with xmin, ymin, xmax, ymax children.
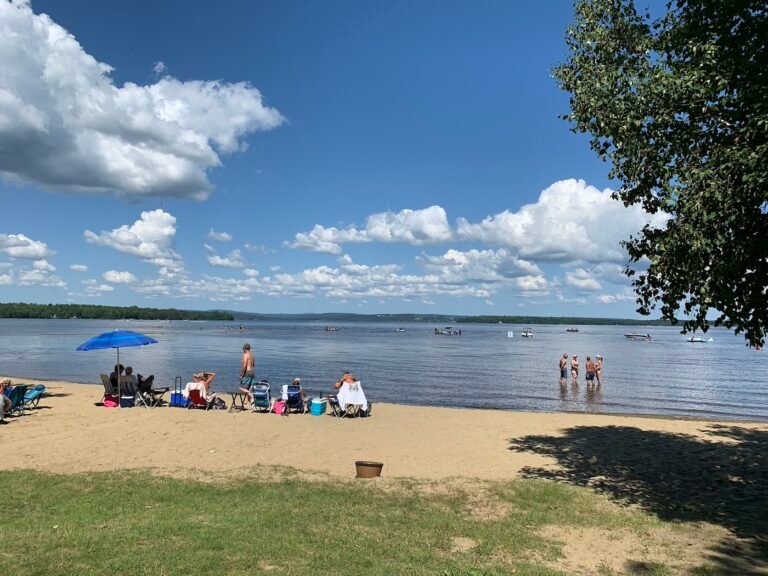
<box><xmin>125</xmin><ymin>366</ymin><xmax>155</xmax><ymax>394</ymax></box>
<box><xmin>1</xmin><ymin>378</ymin><xmax>13</xmax><ymax>414</ymax></box>
<box><xmin>109</xmin><ymin>364</ymin><xmax>124</xmax><ymax>388</ymax></box>
<box><xmin>334</xmin><ymin>371</ymin><xmax>357</xmax><ymax>390</ymax></box>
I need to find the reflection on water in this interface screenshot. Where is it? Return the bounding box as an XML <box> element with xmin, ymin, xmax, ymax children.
<box><xmin>0</xmin><ymin>319</ymin><xmax>766</xmax><ymax>420</ymax></box>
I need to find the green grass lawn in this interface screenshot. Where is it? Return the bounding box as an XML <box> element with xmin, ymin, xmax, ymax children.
<box><xmin>0</xmin><ymin>468</ymin><xmax>718</xmax><ymax>575</ymax></box>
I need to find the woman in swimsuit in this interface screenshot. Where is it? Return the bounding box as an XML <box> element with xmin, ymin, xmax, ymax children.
<box><xmin>570</xmin><ymin>354</ymin><xmax>579</xmax><ymax>385</ymax></box>
<box><xmin>595</xmin><ymin>355</ymin><xmax>603</xmax><ymax>386</ymax></box>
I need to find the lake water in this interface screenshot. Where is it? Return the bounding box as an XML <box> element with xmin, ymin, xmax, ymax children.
<box><xmin>1</xmin><ymin>319</ymin><xmax>766</xmax><ymax>421</ymax></box>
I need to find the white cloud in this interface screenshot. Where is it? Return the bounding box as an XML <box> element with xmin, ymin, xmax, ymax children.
<box><xmin>244</xmin><ymin>243</ymin><xmax>276</xmax><ymax>254</ymax></box>
<box><xmin>205</xmin><ymin>244</ymin><xmax>246</xmax><ymax>268</ymax></box>
<box><xmin>70</xmin><ymin>264</ymin><xmax>88</xmax><ymax>272</ymax></box>
<box><xmin>0</xmin><ymin>252</ymin><xmax>65</xmax><ymax>288</ymax></box>
<box><xmin>207</xmin><ymin>228</ymin><xmax>232</xmax><ymax>242</ymax></box>
<box><xmin>0</xmin><ymin>1</ymin><xmax>284</xmax><ymax>200</ymax></box>
<box><xmin>290</xmin><ymin>206</ymin><xmax>453</xmax><ymax>254</ymax></box>
<box><xmin>244</xmin><ymin>268</ymin><xmax>259</xmax><ymax>277</ymax></box>
<box><xmin>0</xmin><ymin>233</ymin><xmax>53</xmax><ymax>259</ymax></box>
<box><xmin>153</xmin><ymin>61</ymin><xmax>167</xmax><ymax>75</ymax></box>
<box><xmin>17</xmin><ymin>268</ymin><xmax>65</xmax><ymax>288</ymax></box>
<box><xmin>84</xmin><ymin>209</ymin><xmax>181</xmax><ymax>267</ymax></box>
<box><xmin>457</xmin><ymin>179</ymin><xmax>666</xmax><ymax>263</ymax></box>
<box><xmin>103</xmin><ymin>270</ymin><xmax>138</xmax><ymax>284</ymax></box>
<box><xmin>82</xmin><ymin>279</ymin><xmax>114</xmax><ymax>295</ymax></box>
<box><xmin>32</xmin><ymin>259</ymin><xmax>56</xmax><ymax>272</ymax></box>
<box><xmin>420</xmin><ymin>248</ymin><xmax>542</xmax><ymax>282</ymax></box>
<box><xmin>565</xmin><ymin>268</ymin><xmax>602</xmax><ymax>291</ymax></box>
<box><xmin>595</xmin><ymin>289</ymin><xmax>636</xmax><ymax>304</ymax></box>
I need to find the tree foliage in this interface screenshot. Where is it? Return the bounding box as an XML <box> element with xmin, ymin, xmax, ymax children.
<box><xmin>555</xmin><ymin>0</ymin><xmax>768</xmax><ymax>346</ymax></box>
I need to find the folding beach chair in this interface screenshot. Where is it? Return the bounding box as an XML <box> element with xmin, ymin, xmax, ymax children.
<box><xmin>285</xmin><ymin>384</ymin><xmax>306</xmax><ymax>414</ymax></box>
<box><xmin>23</xmin><ymin>385</ymin><xmax>46</xmax><ymax>409</ymax></box>
<box><xmin>6</xmin><ymin>385</ymin><xmax>28</xmax><ymax>417</ymax></box>
<box><xmin>250</xmin><ymin>381</ymin><xmax>272</xmax><ymax>413</ymax></box>
<box><xmin>118</xmin><ymin>376</ymin><xmax>139</xmax><ymax>408</ymax></box>
<box><xmin>101</xmin><ymin>374</ymin><xmax>118</xmax><ymax>403</ymax></box>
<box><xmin>326</xmin><ymin>394</ymin><xmax>342</xmax><ymax>417</ymax></box>
<box><xmin>338</xmin><ymin>383</ymin><xmax>370</xmax><ymax>419</ymax></box>
<box><xmin>187</xmin><ymin>388</ymin><xmax>214</xmax><ymax>410</ymax></box>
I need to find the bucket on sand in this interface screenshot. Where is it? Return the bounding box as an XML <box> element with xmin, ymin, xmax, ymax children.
<box><xmin>355</xmin><ymin>461</ymin><xmax>384</xmax><ymax>478</ymax></box>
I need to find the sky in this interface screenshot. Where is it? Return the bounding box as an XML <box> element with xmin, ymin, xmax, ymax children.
<box><xmin>0</xmin><ymin>0</ymin><xmax>665</xmax><ymax>316</ymax></box>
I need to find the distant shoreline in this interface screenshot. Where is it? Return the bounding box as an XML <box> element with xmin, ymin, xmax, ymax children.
<box><xmin>0</xmin><ymin>302</ymin><xmax>671</xmax><ymax>326</ymax></box>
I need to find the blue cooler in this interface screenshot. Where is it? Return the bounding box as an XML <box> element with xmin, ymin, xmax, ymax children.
<box><xmin>310</xmin><ymin>398</ymin><xmax>327</xmax><ymax>416</ymax></box>
<box><xmin>170</xmin><ymin>376</ymin><xmax>188</xmax><ymax>407</ymax></box>
<box><xmin>170</xmin><ymin>392</ymin><xmax>188</xmax><ymax>407</ymax></box>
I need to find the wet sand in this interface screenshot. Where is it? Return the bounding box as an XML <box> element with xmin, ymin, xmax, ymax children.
<box><xmin>3</xmin><ymin>377</ymin><xmax>767</xmax><ymax>480</ymax></box>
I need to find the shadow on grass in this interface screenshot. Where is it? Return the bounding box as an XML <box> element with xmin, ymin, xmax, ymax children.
<box><xmin>509</xmin><ymin>424</ymin><xmax>768</xmax><ymax>575</ymax></box>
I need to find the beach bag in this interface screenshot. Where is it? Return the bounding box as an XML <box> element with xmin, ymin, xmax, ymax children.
<box><xmin>104</xmin><ymin>394</ymin><xmax>118</xmax><ymax>408</ymax></box>
<box><xmin>212</xmin><ymin>397</ymin><xmax>227</xmax><ymax>410</ymax></box>
<box><xmin>273</xmin><ymin>400</ymin><xmax>287</xmax><ymax>415</ymax></box>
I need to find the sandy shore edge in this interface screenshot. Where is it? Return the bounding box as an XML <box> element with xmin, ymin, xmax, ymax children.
<box><xmin>3</xmin><ymin>376</ymin><xmax>767</xmax><ymax>480</ymax></box>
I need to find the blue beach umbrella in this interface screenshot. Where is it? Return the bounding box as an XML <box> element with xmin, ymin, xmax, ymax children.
<box><xmin>76</xmin><ymin>330</ymin><xmax>158</xmax><ymax>405</ymax></box>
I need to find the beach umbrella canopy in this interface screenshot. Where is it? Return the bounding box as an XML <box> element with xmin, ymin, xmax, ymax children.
<box><xmin>76</xmin><ymin>330</ymin><xmax>158</xmax><ymax>352</ymax></box>
<box><xmin>76</xmin><ymin>330</ymin><xmax>158</xmax><ymax>406</ymax></box>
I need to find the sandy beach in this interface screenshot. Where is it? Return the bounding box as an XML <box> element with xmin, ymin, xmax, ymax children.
<box><xmin>3</xmin><ymin>377</ymin><xmax>767</xmax><ymax>480</ymax></box>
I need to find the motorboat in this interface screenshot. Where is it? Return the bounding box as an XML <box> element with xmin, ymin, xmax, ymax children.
<box><xmin>435</xmin><ymin>327</ymin><xmax>462</xmax><ymax>335</ymax></box>
<box><xmin>521</xmin><ymin>328</ymin><xmax>533</xmax><ymax>338</ymax></box>
<box><xmin>566</xmin><ymin>328</ymin><xmax>579</xmax><ymax>333</ymax></box>
<box><xmin>687</xmin><ymin>336</ymin><xmax>714</xmax><ymax>343</ymax></box>
<box><xmin>324</xmin><ymin>326</ymin><xmax>338</xmax><ymax>332</ymax></box>
<box><xmin>624</xmin><ymin>333</ymin><xmax>652</xmax><ymax>341</ymax></box>
<box><xmin>394</xmin><ymin>327</ymin><xmax>406</xmax><ymax>332</ymax></box>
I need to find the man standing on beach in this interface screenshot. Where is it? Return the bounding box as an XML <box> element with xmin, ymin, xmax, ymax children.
<box><xmin>559</xmin><ymin>353</ymin><xmax>568</xmax><ymax>385</ymax></box>
<box><xmin>239</xmin><ymin>343</ymin><xmax>255</xmax><ymax>403</ymax></box>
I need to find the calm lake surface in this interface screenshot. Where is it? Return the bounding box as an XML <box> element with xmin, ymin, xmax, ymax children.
<box><xmin>1</xmin><ymin>319</ymin><xmax>766</xmax><ymax>421</ymax></box>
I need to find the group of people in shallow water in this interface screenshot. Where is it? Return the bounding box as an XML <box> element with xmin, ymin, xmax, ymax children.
<box><xmin>559</xmin><ymin>353</ymin><xmax>603</xmax><ymax>387</ymax></box>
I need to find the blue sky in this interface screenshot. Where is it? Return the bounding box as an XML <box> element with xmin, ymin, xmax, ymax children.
<box><xmin>0</xmin><ymin>0</ymin><xmax>661</xmax><ymax>316</ymax></box>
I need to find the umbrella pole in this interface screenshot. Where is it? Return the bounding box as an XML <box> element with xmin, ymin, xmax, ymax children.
<box><xmin>117</xmin><ymin>347</ymin><xmax>121</xmax><ymax>409</ymax></box>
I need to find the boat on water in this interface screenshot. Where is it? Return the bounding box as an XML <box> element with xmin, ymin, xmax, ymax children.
<box><xmin>566</xmin><ymin>328</ymin><xmax>579</xmax><ymax>333</ymax></box>
<box><xmin>521</xmin><ymin>328</ymin><xmax>533</xmax><ymax>338</ymax></box>
<box><xmin>687</xmin><ymin>336</ymin><xmax>714</xmax><ymax>343</ymax></box>
<box><xmin>435</xmin><ymin>327</ymin><xmax>462</xmax><ymax>336</ymax></box>
<box><xmin>624</xmin><ymin>333</ymin><xmax>652</xmax><ymax>341</ymax></box>
<box><xmin>324</xmin><ymin>326</ymin><xmax>338</xmax><ymax>332</ymax></box>
<box><xmin>394</xmin><ymin>327</ymin><xmax>406</xmax><ymax>332</ymax></box>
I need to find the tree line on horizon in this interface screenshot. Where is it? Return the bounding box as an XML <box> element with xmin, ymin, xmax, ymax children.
<box><xmin>0</xmin><ymin>303</ymin><xmax>234</xmax><ymax>321</ymax></box>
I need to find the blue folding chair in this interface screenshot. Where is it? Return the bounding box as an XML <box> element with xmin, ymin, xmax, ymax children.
<box><xmin>23</xmin><ymin>385</ymin><xmax>46</xmax><ymax>409</ymax></box>
<box><xmin>250</xmin><ymin>381</ymin><xmax>272</xmax><ymax>413</ymax></box>
<box><xmin>6</xmin><ymin>385</ymin><xmax>29</xmax><ymax>417</ymax></box>
<box><xmin>285</xmin><ymin>384</ymin><xmax>306</xmax><ymax>413</ymax></box>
